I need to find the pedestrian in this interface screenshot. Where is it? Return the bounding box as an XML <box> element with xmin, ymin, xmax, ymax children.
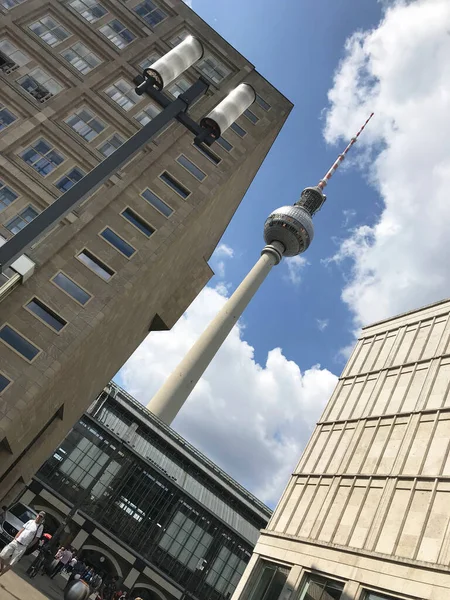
<box><xmin>90</xmin><ymin>570</ymin><xmax>103</xmax><ymax>598</ymax></box>
<box><xmin>0</xmin><ymin>511</ymin><xmax>45</xmax><ymax>577</ymax></box>
<box><xmin>67</xmin><ymin>552</ymin><xmax>77</xmax><ymax>574</ymax></box>
<box><xmin>103</xmin><ymin>574</ymin><xmax>119</xmax><ymax>600</ymax></box>
<box><xmin>50</xmin><ymin>545</ymin><xmax>73</xmax><ymax>579</ymax></box>
<box><xmin>66</xmin><ymin>557</ymin><xmax>86</xmax><ymax>590</ymax></box>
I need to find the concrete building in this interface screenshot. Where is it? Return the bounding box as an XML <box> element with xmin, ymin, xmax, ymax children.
<box><xmin>13</xmin><ymin>380</ymin><xmax>272</xmax><ymax>600</ymax></box>
<box><xmin>0</xmin><ymin>0</ymin><xmax>292</xmax><ymax>503</ymax></box>
<box><xmin>232</xmin><ymin>299</ymin><xmax>450</xmax><ymax>600</ymax></box>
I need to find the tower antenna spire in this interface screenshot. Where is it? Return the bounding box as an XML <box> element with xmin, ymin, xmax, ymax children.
<box><xmin>318</xmin><ymin>112</ymin><xmax>374</xmax><ymax>190</ymax></box>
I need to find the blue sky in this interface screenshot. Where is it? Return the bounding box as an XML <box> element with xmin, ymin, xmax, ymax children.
<box><xmin>119</xmin><ymin>0</ymin><xmax>450</xmax><ymax>505</ymax></box>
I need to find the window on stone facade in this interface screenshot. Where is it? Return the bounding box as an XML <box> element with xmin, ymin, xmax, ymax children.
<box><xmin>20</xmin><ymin>139</ymin><xmax>65</xmax><ymax>176</ymax></box>
<box><xmin>121</xmin><ymin>208</ymin><xmax>155</xmax><ymax>237</ymax></box>
<box><xmin>193</xmin><ymin>142</ymin><xmax>221</xmax><ymax>165</ymax></box>
<box><xmin>230</xmin><ymin>122</ymin><xmax>247</xmax><ymax>138</ymax></box>
<box><xmin>248</xmin><ymin>563</ymin><xmax>290</xmax><ymax>600</ymax></box>
<box><xmin>69</xmin><ymin>0</ymin><xmax>108</xmax><ymax>23</ymax></box>
<box><xmin>51</xmin><ymin>272</ymin><xmax>91</xmax><ymax>305</ymax></box>
<box><xmin>169</xmin><ymin>30</ymin><xmax>190</xmax><ymax>47</ymax></box>
<box><xmin>25</xmin><ymin>298</ymin><xmax>67</xmax><ymax>332</ymax></box>
<box><xmin>0</xmin><ymin>40</ymin><xmax>29</xmax><ymax>73</ymax></box>
<box><xmin>56</xmin><ymin>167</ymin><xmax>85</xmax><ymax>192</ymax></box>
<box><xmin>363</xmin><ymin>593</ymin><xmax>407</xmax><ymax>600</ymax></box>
<box><xmin>255</xmin><ymin>94</ymin><xmax>271</xmax><ymax>111</ymax></box>
<box><xmin>98</xmin><ymin>133</ymin><xmax>125</xmax><ymax>157</ymax></box>
<box><xmin>100</xmin><ymin>227</ymin><xmax>135</xmax><ymax>258</ymax></box>
<box><xmin>17</xmin><ymin>68</ymin><xmax>63</xmax><ymax>101</ymax></box>
<box><xmin>133</xmin><ymin>1</ymin><xmax>167</xmax><ymax>27</ymax></box>
<box><xmin>1</xmin><ymin>0</ymin><xmax>27</xmax><ymax>9</ymax></box>
<box><xmin>105</xmin><ymin>79</ymin><xmax>140</xmax><ymax>111</ymax></box>
<box><xmin>77</xmin><ymin>249</ymin><xmax>115</xmax><ymax>281</ymax></box>
<box><xmin>159</xmin><ymin>510</ymin><xmax>213</xmax><ymax>570</ymax></box>
<box><xmin>138</xmin><ymin>51</ymin><xmax>160</xmax><ymax>70</ymax></box>
<box><xmin>244</xmin><ymin>108</ymin><xmax>259</xmax><ymax>124</ymax></box>
<box><xmin>99</xmin><ymin>19</ymin><xmax>135</xmax><ymax>49</ymax></box>
<box><xmin>167</xmin><ymin>77</ymin><xmax>190</xmax><ymax>98</ymax></box>
<box><xmin>6</xmin><ymin>206</ymin><xmax>39</xmax><ymax>234</ymax></box>
<box><xmin>0</xmin><ymin>324</ymin><xmax>41</xmax><ymax>362</ymax></box>
<box><xmin>29</xmin><ymin>16</ymin><xmax>71</xmax><ymax>47</ymax></box>
<box><xmin>134</xmin><ymin>102</ymin><xmax>161</xmax><ymax>125</ymax></box>
<box><xmin>141</xmin><ymin>188</ymin><xmax>173</xmax><ymax>217</ymax></box>
<box><xmin>196</xmin><ymin>55</ymin><xmax>230</xmax><ymax>84</ymax></box>
<box><xmin>298</xmin><ymin>574</ymin><xmax>344</xmax><ymax>600</ymax></box>
<box><xmin>0</xmin><ymin>372</ymin><xmax>11</xmax><ymax>394</ymax></box>
<box><xmin>61</xmin><ymin>42</ymin><xmax>102</xmax><ymax>74</ymax></box>
<box><xmin>66</xmin><ymin>108</ymin><xmax>106</xmax><ymax>141</ymax></box>
<box><xmin>176</xmin><ymin>155</ymin><xmax>206</xmax><ymax>182</ymax></box>
<box><xmin>0</xmin><ymin>181</ymin><xmax>18</xmax><ymax>212</ymax></box>
<box><xmin>0</xmin><ymin>105</ymin><xmax>17</xmax><ymax>131</ymax></box>
<box><xmin>216</xmin><ymin>136</ymin><xmax>233</xmax><ymax>152</ymax></box>
<box><xmin>159</xmin><ymin>172</ymin><xmax>191</xmax><ymax>199</ymax></box>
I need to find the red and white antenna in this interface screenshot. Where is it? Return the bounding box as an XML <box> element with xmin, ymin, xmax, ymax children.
<box><xmin>317</xmin><ymin>112</ymin><xmax>374</xmax><ymax>190</ymax></box>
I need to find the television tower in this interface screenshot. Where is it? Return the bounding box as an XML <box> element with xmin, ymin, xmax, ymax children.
<box><xmin>147</xmin><ymin>114</ymin><xmax>374</xmax><ymax>425</ymax></box>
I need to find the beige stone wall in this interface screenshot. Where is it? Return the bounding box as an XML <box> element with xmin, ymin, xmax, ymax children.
<box><xmin>0</xmin><ymin>0</ymin><xmax>292</xmax><ymax>500</ymax></box>
<box><xmin>233</xmin><ymin>300</ymin><xmax>450</xmax><ymax>599</ymax></box>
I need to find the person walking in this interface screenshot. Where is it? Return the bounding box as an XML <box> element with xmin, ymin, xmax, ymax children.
<box><xmin>65</xmin><ymin>557</ymin><xmax>86</xmax><ymax>590</ymax></box>
<box><xmin>0</xmin><ymin>511</ymin><xmax>45</xmax><ymax>576</ymax></box>
<box><xmin>50</xmin><ymin>545</ymin><xmax>73</xmax><ymax>578</ymax></box>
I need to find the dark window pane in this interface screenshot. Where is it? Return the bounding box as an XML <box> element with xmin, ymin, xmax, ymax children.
<box><xmin>193</xmin><ymin>142</ymin><xmax>221</xmax><ymax>165</ymax></box>
<box><xmin>122</xmin><ymin>208</ymin><xmax>155</xmax><ymax>237</ymax></box>
<box><xmin>0</xmin><ymin>325</ymin><xmax>40</xmax><ymax>361</ymax></box>
<box><xmin>26</xmin><ymin>298</ymin><xmax>67</xmax><ymax>332</ymax></box>
<box><xmin>255</xmin><ymin>94</ymin><xmax>271</xmax><ymax>111</ymax></box>
<box><xmin>244</xmin><ymin>109</ymin><xmax>259</xmax><ymax>124</ymax></box>
<box><xmin>0</xmin><ymin>373</ymin><xmax>11</xmax><ymax>393</ymax></box>
<box><xmin>176</xmin><ymin>155</ymin><xmax>206</xmax><ymax>181</ymax></box>
<box><xmin>101</xmin><ymin>228</ymin><xmax>135</xmax><ymax>258</ymax></box>
<box><xmin>230</xmin><ymin>122</ymin><xmax>246</xmax><ymax>137</ymax></box>
<box><xmin>141</xmin><ymin>189</ymin><xmax>173</xmax><ymax>217</ymax></box>
<box><xmin>0</xmin><ymin>183</ymin><xmax>18</xmax><ymax>211</ymax></box>
<box><xmin>52</xmin><ymin>272</ymin><xmax>91</xmax><ymax>305</ymax></box>
<box><xmin>0</xmin><ymin>106</ymin><xmax>17</xmax><ymax>130</ymax></box>
<box><xmin>216</xmin><ymin>137</ymin><xmax>233</xmax><ymax>152</ymax></box>
<box><xmin>159</xmin><ymin>172</ymin><xmax>190</xmax><ymax>199</ymax></box>
<box><xmin>77</xmin><ymin>249</ymin><xmax>114</xmax><ymax>281</ymax></box>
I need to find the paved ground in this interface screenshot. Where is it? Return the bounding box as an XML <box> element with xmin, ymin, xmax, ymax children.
<box><xmin>0</xmin><ymin>554</ymin><xmax>67</xmax><ymax>600</ymax></box>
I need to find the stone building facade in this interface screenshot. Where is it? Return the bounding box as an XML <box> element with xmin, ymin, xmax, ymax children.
<box><xmin>0</xmin><ymin>0</ymin><xmax>292</xmax><ymax>502</ymax></box>
<box><xmin>14</xmin><ymin>381</ymin><xmax>272</xmax><ymax>600</ymax></box>
<box><xmin>232</xmin><ymin>299</ymin><xmax>450</xmax><ymax>600</ymax></box>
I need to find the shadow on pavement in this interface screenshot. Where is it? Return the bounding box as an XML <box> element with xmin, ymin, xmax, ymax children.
<box><xmin>6</xmin><ymin>553</ymin><xmax>68</xmax><ymax>600</ymax></box>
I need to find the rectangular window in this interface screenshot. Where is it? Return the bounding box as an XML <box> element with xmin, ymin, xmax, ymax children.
<box><xmin>0</xmin><ymin>372</ymin><xmax>11</xmax><ymax>394</ymax></box>
<box><xmin>298</xmin><ymin>574</ymin><xmax>344</xmax><ymax>600</ymax></box>
<box><xmin>6</xmin><ymin>206</ymin><xmax>39</xmax><ymax>235</ymax></box>
<box><xmin>216</xmin><ymin>136</ymin><xmax>233</xmax><ymax>152</ymax></box>
<box><xmin>2</xmin><ymin>0</ymin><xmax>27</xmax><ymax>9</ymax></box>
<box><xmin>20</xmin><ymin>139</ymin><xmax>65</xmax><ymax>176</ymax></box>
<box><xmin>176</xmin><ymin>155</ymin><xmax>206</xmax><ymax>181</ymax></box>
<box><xmin>100</xmin><ymin>227</ymin><xmax>135</xmax><ymax>258</ymax></box>
<box><xmin>255</xmin><ymin>93</ymin><xmax>271</xmax><ymax>111</ymax></box>
<box><xmin>66</xmin><ymin>108</ymin><xmax>106</xmax><ymax>141</ymax></box>
<box><xmin>0</xmin><ymin>40</ymin><xmax>29</xmax><ymax>71</ymax></box>
<box><xmin>244</xmin><ymin>108</ymin><xmax>259</xmax><ymax>124</ymax></box>
<box><xmin>167</xmin><ymin>77</ymin><xmax>190</xmax><ymax>98</ymax></box>
<box><xmin>134</xmin><ymin>1</ymin><xmax>167</xmax><ymax>27</ymax></box>
<box><xmin>139</xmin><ymin>52</ymin><xmax>160</xmax><ymax>70</ymax></box>
<box><xmin>17</xmin><ymin>68</ymin><xmax>63</xmax><ymax>101</ymax></box>
<box><xmin>134</xmin><ymin>102</ymin><xmax>161</xmax><ymax>125</ymax></box>
<box><xmin>0</xmin><ymin>105</ymin><xmax>17</xmax><ymax>131</ymax></box>
<box><xmin>0</xmin><ymin>181</ymin><xmax>18</xmax><ymax>212</ymax></box>
<box><xmin>141</xmin><ymin>188</ymin><xmax>173</xmax><ymax>217</ymax></box>
<box><xmin>99</xmin><ymin>19</ymin><xmax>135</xmax><ymax>49</ymax></box>
<box><xmin>56</xmin><ymin>167</ymin><xmax>85</xmax><ymax>192</ymax></box>
<box><xmin>249</xmin><ymin>563</ymin><xmax>290</xmax><ymax>600</ymax></box>
<box><xmin>77</xmin><ymin>249</ymin><xmax>115</xmax><ymax>281</ymax></box>
<box><xmin>51</xmin><ymin>272</ymin><xmax>91</xmax><ymax>305</ymax></box>
<box><xmin>197</xmin><ymin>55</ymin><xmax>230</xmax><ymax>84</ymax></box>
<box><xmin>61</xmin><ymin>42</ymin><xmax>102</xmax><ymax>74</ymax></box>
<box><xmin>25</xmin><ymin>298</ymin><xmax>67</xmax><ymax>332</ymax></box>
<box><xmin>170</xmin><ymin>30</ymin><xmax>190</xmax><ymax>47</ymax></box>
<box><xmin>230</xmin><ymin>122</ymin><xmax>246</xmax><ymax>137</ymax></box>
<box><xmin>0</xmin><ymin>325</ymin><xmax>40</xmax><ymax>362</ymax></box>
<box><xmin>193</xmin><ymin>142</ymin><xmax>221</xmax><ymax>165</ymax></box>
<box><xmin>160</xmin><ymin>172</ymin><xmax>190</xmax><ymax>199</ymax></box>
<box><xmin>159</xmin><ymin>511</ymin><xmax>213</xmax><ymax>570</ymax></box>
<box><xmin>98</xmin><ymin>133</ymin><xmax>124</xmax><ymax>157</ymax></box>
<box><xmin>121</xmin><ymin>208</ymin><xmax>155</xmax><ymax>237</ymax></box>
<box><xmin>29</xmin><ymin>16</ymin><xmax>71</xmax><ymax>47</ymax></box>
<box><xmin>69</xmin><ymin>0</ymin><xmax>107</xmax><ymax>22</ymax></box>
<box><xmin>105</xmin><ymin>79</ymin><xmax>140</xmax><ymax>111</ymax></box>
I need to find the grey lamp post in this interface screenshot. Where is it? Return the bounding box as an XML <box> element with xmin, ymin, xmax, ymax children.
<box><xmin>147</xmin><ymin>114</ymin><xmax>374</xmax><ymax>425</ymax></box>
<box><xmin>0</xmin><ymin>35</ymin><xmax>256</xmax><ymax>273</ymax></box>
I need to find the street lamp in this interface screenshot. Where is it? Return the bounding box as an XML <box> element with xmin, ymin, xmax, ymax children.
<box><xmin>147</xmin><ymin>114</ymin><xmax>374</xmax><ymax>425</ymax></box>
<box><xmin>0</xmin><ymin>36</ymin><xmax>256</xmax><ymax>272</ymax></box>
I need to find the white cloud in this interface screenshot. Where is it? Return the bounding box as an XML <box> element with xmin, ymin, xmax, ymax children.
<box><xmin>119</xmin><ymin>284</ymin><xmax>337</xmax><ymax>506</ymax></box>
<box><xmin>210</xmin><ymin>243</ymin><xmax>235</xmax><ymax>279</ymax></box>
<box><xmin>283</xmin><ymin>255</ymin><xmax>308</xmax><ymax>286</ymax></box>
<box><xmin>325</xmin><ymin>0</ymin><xmax>450</xmax><ymax>329</ymax></box>
<box><xmin>342</xmin><ymin>209</ymin><xmax>356</xmax><ymax>227</ymax></box>
<box><xmin>316</xmin><ymin>319</ymin><xmax>329</xmax><ymax>332</ymax></box>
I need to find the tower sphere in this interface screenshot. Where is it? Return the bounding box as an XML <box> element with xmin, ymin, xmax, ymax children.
<box><xmin>263</xmin><ymin>205</ymin><xmax>314</xmax><ymax>257</ymax></box>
